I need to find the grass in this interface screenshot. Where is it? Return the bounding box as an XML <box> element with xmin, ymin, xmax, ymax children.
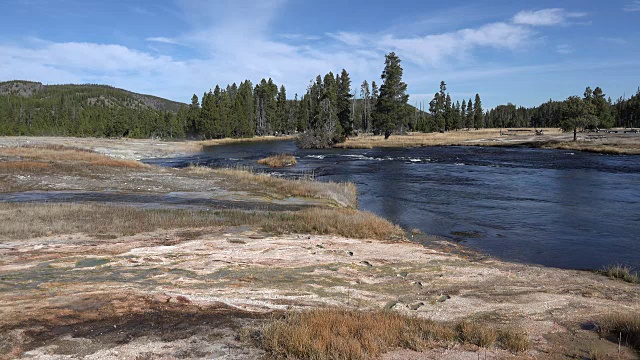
<box><xmin>188</xmin><ymin>166</ymin><xmax>357</xmax><ymax>208</ymax></box>
<box><xmin>256</xmin><ymin>308</ymin><xmax>530</xmax><ymax>359</ymax></box>
<box><xmin>257</xmin><ymin>154</ymin><xmax>297</xmax><ymax>168</ymax></box>
<box><xmin>0</xmin><ymin>161</ymin><xmax>51</xmax><ymax>171</ymax></box>
<box><xmin>0</xmin><ymin>145</ymin><xmax>148</xmax><ymax>168</ymax></box>
<box><xmin>595</xmin><ymin>312</ymin><xmax>640</xmax><ymax>351</ymax></box>
<box><xmin>197</xmin><ymin>135</ymin><xmax>295</xmax><ymax>148</ymax></box>
<box><xmin>540</xmin><ymin>141</ymin><xmax>640</xmax><ymax>155</ymax></box>
<box><xmin>0</xmin><ymin>203</ymin><xmax>403</xmax><ymax>241</ymax></box>
<box><xmin>334</xmin><ymin>128</ymin><xmax>562</xmax><ymax>149</ymax></box>
<box><xmin>599</xmin><ymin>264</ymin><xmax>639</xmax><ymax>283</ymax></box>
<box><xmin>457</xmin><ymin>321</ymin><xmax>497</xmax><ymax>347</ymax></box>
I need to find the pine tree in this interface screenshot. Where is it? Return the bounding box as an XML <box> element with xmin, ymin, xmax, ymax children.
<box><xmin>591</xmin><ymin>87</ymin><xmax>614</xmax><ymax>129</ymax></box>
<box><xmin>276</xmin><ymin>85</ymin><xmax>287</xmax><ymax>134</ymax></box>
<box><xmin>466</xmin><ymin>98</ymin><xmax>474</xmax><ymax>129</ymax></box>
<box><xmin>360</xmin><ymin>80</ymin><xmax>371</xmax><ymax>132</ymax></box>
<box><xmin>461</xmin><ymin>99</ymin><xmax>467</xmax><ymax>130</ymax></box>
<box><xmin>337</xmin><ymin>69</ymin><xmax>353</xmax><ymax>136</ymax></box>
<box><xmin>473</xmin><ymin>94</ymin><xmax>483</xmax><ymax>129</ymax></box>
<box><xmin>372</xmin><ymin>52</ymin><xmax>409</xmax><ymax>139</ymax></box>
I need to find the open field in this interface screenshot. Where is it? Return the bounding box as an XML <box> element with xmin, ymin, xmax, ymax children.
<box><xmin>1</xmin><ymin>139</ymin><xmax>640</xmax><ymax>359</ymax></box>
<box><xmin>335</xmin><ymin>128</ymin><xmax>640</xmax><ymax>154</ymax></box>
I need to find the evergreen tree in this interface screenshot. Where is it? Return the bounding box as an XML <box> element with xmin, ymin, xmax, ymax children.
<box><xmin>360</xmin><ymin>80</ymin><xmax>371</xmax><ymax>132</ymax></box>
<box><xmin>276</xmin><ymin>85</ymin><xmax>287</xmax><ymax>134</ymax></box>
<box><xmin>337</xmin><ymin>69</ymin><xmax>353</xmax><ymax>136</ymax></box>
<box><xmin>466</xmin><ymin>98</ymin><xmax>474</xmax><ymax>128</ymax></box>
<box><xmin>591</xmin><ymin>87</ymin><xmax>614</xmax><ymax>129</ymax></box>
<box><xmin>473</xmin><ymin>94</ymin><xmax>484</xmax><ymax>129</ymax></box>
<box><xmin>372</xmin><ymin>52</ymin><xmax>409</xmax><ymax>139</ymax></box>
<box><xmin>461</xmin><ymin>100</ymin><xmax>467</xmax><ymax>129</ymax></box>
<box><xmin>563</xmin><ymin>95</ymin><xmax>597</xmax><ymax>141</ymax></box>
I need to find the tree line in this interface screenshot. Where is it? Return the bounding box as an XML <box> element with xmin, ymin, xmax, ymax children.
<box><xmin>1</xmin><ymin>55</ymin><xmax>638</xmax><ymax>143</ymax></box>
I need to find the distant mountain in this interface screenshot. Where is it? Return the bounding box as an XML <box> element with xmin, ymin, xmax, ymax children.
<box><xmin>0</xmin><ymin>81</ymin><xmax>185</xmax><ymax>112</ymax></box>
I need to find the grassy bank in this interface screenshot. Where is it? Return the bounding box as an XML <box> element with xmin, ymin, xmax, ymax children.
<box><xmin>333</xmin><ymin>129</ymin><xmax>640</xmax><ymax>155</ymax></box>
<box><xmin>197</xmin><ymin>135</ymin><xmax>295</xmax><ymax>148</ymax></box>
<box><xmin>333</xmin><ymin>128</ymin><xmax>562</xmax><ymax>149</ymax></box>
<box><xmin>0</xmin><ymin>203</ymin><xmax>403</xmax><ymax>241</ymax></box>
<box><xmin>256</xmin><ymin>308</ymin><xmax>529</xmax><ymax>359</ymax></box>
<box><xmin>187</xmin><ymin>166</ymin><xmax>357</xmax><ymax>208</ymax></box>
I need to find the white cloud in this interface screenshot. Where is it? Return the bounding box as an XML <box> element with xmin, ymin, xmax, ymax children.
<box><xmin>327</xmin><ymin>32</ymin><xmax>365</xmax><ymax>46</ymax></box>
<box><xmin>556</xmin><ymin>44</ymin><xmax>574</xmax><ymax>54</ymax></box>
<box><xmin>146</xmin><ymin>37</ymin><xmax>180</xmax><ymax>45</ymax></box>
<box><xmin>378</xmin><ymin>22</ymin><xmax>531</xmax><ymax>66</ymax></box>
<box><xmin>624</xmin><ymin>1</ymin><xmax>640</xmax><ymax>11</ymax></box>
<box><xmin>513</xmin><ymin>8</ymin><xmax>586</xmax><ymax>26</ymax></box>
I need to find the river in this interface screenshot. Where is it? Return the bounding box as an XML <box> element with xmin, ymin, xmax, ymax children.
<box><xmin>146</xmin><ymin>140</ymin><xmax>640</xmax><ymax>271</ymax></box>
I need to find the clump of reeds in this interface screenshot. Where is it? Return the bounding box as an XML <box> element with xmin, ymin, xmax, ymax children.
<box><xmin>599</xmin><ymin>264</ymin><xmax>639</xmax><ymax>284</ymax></box>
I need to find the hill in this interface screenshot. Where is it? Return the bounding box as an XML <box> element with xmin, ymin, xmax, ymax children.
<box><xmin>0</xmin><ymin>81</ymin><xmax>187</xmax><ymax>138</ymax></box>
<box><xmin>0</xmin><ymin>81</ymin><xmax>185</xmax><ymax>112</ymax></box>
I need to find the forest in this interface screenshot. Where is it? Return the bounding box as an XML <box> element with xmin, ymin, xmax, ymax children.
<box><xmin>0</xmin><ymin>53</ymin><xmax>639</xmax><ymax>143</ymax></box>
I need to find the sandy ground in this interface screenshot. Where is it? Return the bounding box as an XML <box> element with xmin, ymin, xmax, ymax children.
<box><xmin>1</xmin><ymin>136</ymin><xmax>639</xmax><ymax>359</ymax></box>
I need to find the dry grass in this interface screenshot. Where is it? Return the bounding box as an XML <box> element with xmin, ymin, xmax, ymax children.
<box><xmin>498</xmin><ymin>329</ymin><xmax>530</xmax><ymax>353</ymax></box>
<box><xmin>599</xmin><ymin>265</ymin><xmax>639</xmax><ymax>283</ymax></box>
<box><xmin>188</xmin><ymin>166</ymin><xmax>357</xmax><ymax>208</ymax></box>
<box><xmin>262</xmin><ymin>208</ymin><xmax>404</xmax><ymax>240</ymax></box>
<box><xmin>457</xmin><ymin>321</ymin><xmax>498</xmax><ymax>347</ymax></box>
<box><xmin>257</xmin><ymin>308</ymin><xmax>530</xmax><ymax>359</ymax></box>
<box><xmin>0</xmin><ymin>146</ymin><xmax>148</xmax><ymax>168</ymax></box>
<box><xmin>0</xmin><ymin>203</ymin><xmax>402</xmax><ymax>241</ymax></box>
<box><xmin>595</xmin><ymin>312</ymin><xmax>640</xmax><ymax>350</ymax></box>
<box><xmin>334</xmin><ymin>128</ymin><xmax>562</xmax><ymax>149</ymax></box>
<box><xmin>541</xmin><ymin>141</ymin><xmax>640</xmax><ymax>155</ymax></box>
<box><xmin>0</xmin><ymin>161</ymin><xmax>51</xmax><ymax>171</ymax></box>
<box><xmin>260</xmin><ymin>309</ymin><xmax>454</xmax><ymax>359</ymax></box>
<box><xmin>257</xmin><ymin>154</ymin><xmax>297</xmax><ymax>168</ymax></box>
<box><xmin>197</xmin><ymin>135</ymin><xmax>295</xmax><ymax>148</ymax></box>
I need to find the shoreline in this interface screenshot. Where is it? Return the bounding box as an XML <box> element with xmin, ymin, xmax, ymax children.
<box><xmin>333</xmin><ymin>128</ymin><xmax>640</xmax><ymax>155</ymax></box>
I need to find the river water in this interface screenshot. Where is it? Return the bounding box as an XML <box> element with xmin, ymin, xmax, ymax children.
<box><xmin>149</xmin><ymin>140</ymin><xmax>640</xmax><ymax>271</ymax></box>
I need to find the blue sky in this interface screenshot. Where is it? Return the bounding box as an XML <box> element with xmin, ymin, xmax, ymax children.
<box><xmin>1</xmin><ymin>0</ymin><xmax>639</xmax><ymax>108</ymax></box>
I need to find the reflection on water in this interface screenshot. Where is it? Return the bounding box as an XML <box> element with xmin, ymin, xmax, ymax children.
<box><xmin>145</xmin><ymin>140</ymin><xmax>640</xmax><ymax>270</ymax></box>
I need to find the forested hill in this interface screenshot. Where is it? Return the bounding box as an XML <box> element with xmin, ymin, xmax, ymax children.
<box><xmin>0</xmin><ymin>81</ymin><xmax>186</xmax><ymax>138</ymax></box>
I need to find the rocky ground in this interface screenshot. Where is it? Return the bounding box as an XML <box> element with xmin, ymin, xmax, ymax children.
<box><xmin>0</xmin><ymin>137</ymin><xmax>638</xmax><ymax>359</ymax></box>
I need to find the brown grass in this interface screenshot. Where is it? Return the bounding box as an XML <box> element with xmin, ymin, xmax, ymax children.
<box><xmin>257</xmin><ymin>154</ymin><xmax>297</xmax><ymax>168</ymax></box>
<box><xmin>335</xmin><ymin>128</ymin><xmax>562</xmax><ymax>149</ymax></box>
<box><xmin>0</xmin><ymin>161</ymin><xmax>51</xmax><ymax>171</ymax></box>
<box><xmin>457</xmin><ymin>321</ymin><xmax>498</xmax><ymax>347</ymax></box>
<box><xmin>499</xmin><ymin>329</ymin><xmax>530</xmax><ymax>353</ymax></box>
<box><xmin>197</xmin><ymin>135</ymin><xmax>295</xmax><ymax>148</ymax></box>
<box><xmin>541</xmin><ymin>141</ymin><xmax>640</xmax><ymax>155</ymax></box>
<box><xmin>0</xmin><ymin>146</ymin><xmax>148</xmax><ymax>168</ymax></box>
<box><xmin>262</xmin><ymin>208</ymin><xmax>404</xmax><ymax>240</ymax></box>
<box><xmin>257</xmin><ymin>308</ymin><xmax>530</xmax><ymax>359</ymax></box>
<box><xmin>595</xmin><ymin>312</ymin><xmax>640</xmax><ymax>350</ymax></box>
<box><xmin>188</xmin><ymin>166</ymin><xmax>357</xmax><ymax>208</ymax></box>
<box><xmin>0</xmin><ymin>203</ymin><xmax>403</xmax><ymax>241</ymax></box>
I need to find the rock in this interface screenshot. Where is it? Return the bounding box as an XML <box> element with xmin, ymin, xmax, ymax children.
<box><xmin>347</xmin><ymin>251</ymin><xmax>354</xmax><ymax>256</ymax></box>
<box><xmin>436</xmin><ymin>294</ymin><xmax>451</xmax><ymax>303</ymax></box>
<box><xmin>360</xmin><ymin>261</ymin><xmax>372</xmax><ymax>267</ymax></box>
<box><xmin>409</xmin><ymin>302</ymin><xmax>424</xmax><ymax>310</ymax></box>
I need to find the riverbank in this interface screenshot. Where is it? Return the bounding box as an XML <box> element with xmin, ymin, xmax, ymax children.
<box><xmin>0</xmin><ymin>135</ymin><xmax>295</xmax><ymax>161</ymax></box>
<box><xmin>1</xmin><ymin>138</ymin><xmax>639</xmax><ymax>359</ymax></box>
<box><xmin>334</xmin><ymin>129</ymin><xmax>640</xmax><ymax>155</ymax></box>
